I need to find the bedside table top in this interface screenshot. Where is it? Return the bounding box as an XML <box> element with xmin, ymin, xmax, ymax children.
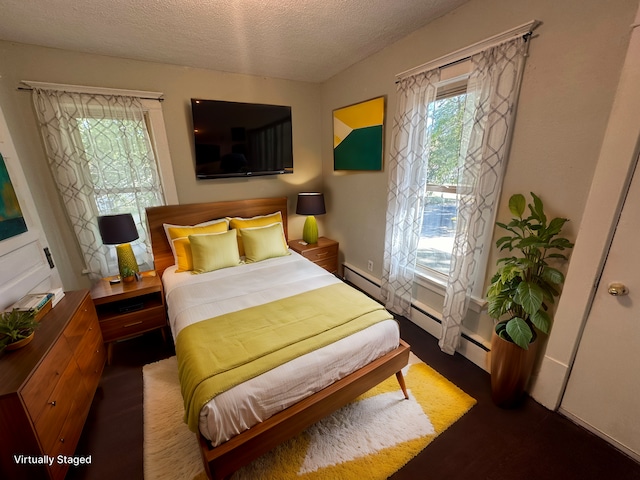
<box><xmin>90</xmin><ymin>271</ymin><xmax>162</xmax><ymax>304</ymax></box>
<box><xmin>288</xmin><ymin>237</ymin><xmax>337</xmax><ymax>252</ymax></box>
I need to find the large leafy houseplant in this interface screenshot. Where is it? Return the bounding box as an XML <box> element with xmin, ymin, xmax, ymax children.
<box><xmin>487</xmin><ymin>193</ymin><xmax>574</xmax><ymax>350</ymax></box>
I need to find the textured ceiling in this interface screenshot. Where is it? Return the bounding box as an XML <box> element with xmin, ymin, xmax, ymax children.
<box><xmin>0</xmin><ymin>0</ymin><xmax>468</xmax><ymax>82</ymax></box>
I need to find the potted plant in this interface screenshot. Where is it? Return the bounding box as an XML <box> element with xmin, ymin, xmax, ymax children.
<box><xmin>120</xmin><ymin>266</ymin><xmax>136</xmax><ymax>283</ymax></box>
<box><xmin>486</xmin><ymin>192</ymin><xmax>574</xmax><ymax>407</ymax></box>
<box><xmin>0</xmin><ymin>309</ymin><xmax>40</xmax><ymax>352</ymax></box>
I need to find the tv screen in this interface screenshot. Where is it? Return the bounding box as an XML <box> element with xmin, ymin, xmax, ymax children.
<box><xmin>191</xmin><ymin>99</ymin><xmax>293</xmax><ymax>179</ymax></box>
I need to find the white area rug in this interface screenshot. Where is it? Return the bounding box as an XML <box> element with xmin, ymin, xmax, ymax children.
<box><xmin>143</xmin><ymin>353</ymin><xmax>475</xmax><ymax>480</ymax></box>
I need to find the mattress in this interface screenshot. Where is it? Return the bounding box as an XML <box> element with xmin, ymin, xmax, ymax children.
<box><xmin>162</xmin><ymin>251</ymin><xmax>400</xmax><ymax>445</ymax></box>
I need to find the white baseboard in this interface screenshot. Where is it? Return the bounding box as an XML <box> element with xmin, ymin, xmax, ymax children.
<box><xmin>343</xmin><ymin>262</ymin><xmax>489</xmax><ymax>372</ymax></box>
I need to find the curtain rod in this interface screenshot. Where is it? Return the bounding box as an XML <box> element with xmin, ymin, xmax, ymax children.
<box><xmin>18</xmin><ymin>81</ymin><xmax>164</xmax><ymax>101</ymax></box>
<box><xmin>396</xmin><ymin>19</ymin><xmax>541</xmax><ymax>81</ymax></box>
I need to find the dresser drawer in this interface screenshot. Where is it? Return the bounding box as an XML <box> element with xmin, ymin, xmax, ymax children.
<box><xmin>33</xmin><ymin>358</ymin><xmax>89</xmax><ymax>454</ymax></box>
<box><xmin>46</xmin><ymin>380</ymin><xmax>92</xmax><ymax>480</ymax></box>
<box><xmin>63</xmin><ymin>296</ymin><xmax>99</xmax><ymax>350</ymax></box>
<box><xmin>22</xmin><ymin>337</ymin><xmax>74</xmax><ymax>424</ymax></box>
<box><xmin>77</xmin><ymin>326</ymin><xmax>106</xmax><ymax>392</ymax></box>
<box><xmin>99</xmin><ymin>305</ymin><xmax>166</xmax><ymax>342</ymax></box>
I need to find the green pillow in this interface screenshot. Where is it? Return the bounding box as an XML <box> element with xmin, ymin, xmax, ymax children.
<box><xmin>189</xmin><ymin>230</ymin><xmax>241</xmax><ymax>274</ymax></box>
<box><xmin>241</xmin><ymin>223</ymin><xmax>290</xmax><ymax>263</ymax></box>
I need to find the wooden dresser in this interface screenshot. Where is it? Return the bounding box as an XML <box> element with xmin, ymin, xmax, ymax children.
<box><xmin>0</xmin><ymin>290</ymin><xmax>106</xmax><ymax>480</ymax></box>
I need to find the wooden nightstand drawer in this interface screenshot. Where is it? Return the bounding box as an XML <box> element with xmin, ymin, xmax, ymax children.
<box><xmin>299</xmin><ymin>243</ymin><xmax>338</xmax><ymax>262</ymax></box>
<box><xmin>289</xmin><ymin>237</ymin><xmax>339</xmax><ymax>274</ymax></box>
<box><xmin>315</xmin><ymin>256</ymin><xmax>338</xmax><ymax>273</ymax></box>
<box><xmin>91</xmin><ymin>272</ymin><xmax>167</xmax><ymax>363</ymax></box>
<box><xmin>99</xmin><ymin>305</ymin><xmax>166</xmax><ymax>342</ymax></box>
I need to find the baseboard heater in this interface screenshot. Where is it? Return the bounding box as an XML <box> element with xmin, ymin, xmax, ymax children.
<box><xmin>343</xmin><ymin>263</ymin><xmax>490</xmax><ymax>371</ymax></box>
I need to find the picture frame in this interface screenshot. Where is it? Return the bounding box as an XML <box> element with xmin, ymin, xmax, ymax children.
<box><xmin>0</xmin><ymin>152</ymin><xmax>28</xmax><ymax>242</ymax></box>
<box><xmin>333</xmin><ymin>96</ymin><xmax>385</xmax><ymax>171</ymax></box>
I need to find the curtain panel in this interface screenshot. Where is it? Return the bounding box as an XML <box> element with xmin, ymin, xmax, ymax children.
<box><xmin>381</xmin><ymin>70</ymin><xmax>440</xmax><ymax>315</ymax></box>
<box><xmin>32</xmin><ymin>89</ymin><xmax>165</xmax><ymax>279</ymax></box>
<box><xmin>439</xmin><ymin>36</ymin><xmax>529</xmax><ymax>354</ymax></box>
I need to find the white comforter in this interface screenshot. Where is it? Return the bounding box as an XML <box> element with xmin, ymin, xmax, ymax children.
<box><xmin>162</xmin><ymin>251</ymin><xmax>400</xmax><ymax>445</ymax></box>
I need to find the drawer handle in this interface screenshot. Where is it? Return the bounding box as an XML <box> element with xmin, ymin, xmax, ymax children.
<box><xmin>315</xmin><ymin>252</ymin><xmax>329</xmax><ymax>257</ymax></box>
<box><xmin>50</xmin><ymin>401</ymin><xmax>56</xmax><ymax>407</ymax></box>
<box><xmin>60</xmin><ymin>438</ymin><xmax>65</xmax><ymax>443</ymax></box>
<box><xmin>124</xmin><ymin>321</ymin><xmax>143</xmax><ymax>328</ymax></box>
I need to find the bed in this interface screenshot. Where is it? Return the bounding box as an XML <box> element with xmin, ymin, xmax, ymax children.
<box><xmin>146</xmin><ymin>197</ymin><xmax>410</xmax><ymax>479</ymax></box>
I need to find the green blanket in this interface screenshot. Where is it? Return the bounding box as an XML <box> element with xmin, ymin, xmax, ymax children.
<box><xmin>175</xmin><ymin>282</ymin><xmax>393</xmax><ymax>432</ymax></box>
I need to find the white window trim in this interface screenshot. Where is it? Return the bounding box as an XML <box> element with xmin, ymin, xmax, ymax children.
<box><xmin>141</xmin><ymin>99</ymin><xmax>179</xmax><ymax>204</ymax></box>
<box><xmin>414</xmin><ymin>266</ymin><xmax>487</xmax><ymax>314</ymax></box>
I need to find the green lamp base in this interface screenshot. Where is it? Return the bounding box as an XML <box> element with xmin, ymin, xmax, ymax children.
<box><xmin>116</xmin><ymin>243</ymin><xmax>139</xmax><ymax>278</ymax></box>
<box><xmin>302</xmin><ymin>216</ymin><xmax>319</xmax><ymax>244</ymax></box>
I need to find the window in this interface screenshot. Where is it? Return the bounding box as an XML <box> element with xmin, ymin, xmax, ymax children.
<box><xmin>31</xmin><ymin>85</ymin><xmax>178</xmax><ymax>279</ymax></box>
<box><xmin>77</xmin><ymin>112</ymin><xmax>165</xmax><ymax>272</ymax></box>
<box><xmin>416</xmin><ymin>83</ymin><xmax>467</xmax><ymax>280</ymax></box>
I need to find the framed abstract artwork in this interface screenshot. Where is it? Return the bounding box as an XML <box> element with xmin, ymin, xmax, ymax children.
<box><xmin>333</xmin><ymin>96</ymin><xmax>385</xmax><ymax>171</ymax></box>
<box><xmin>0</xmin><ymin>152</ymin><xmax>28</xmax><ymax>241</ymax></box>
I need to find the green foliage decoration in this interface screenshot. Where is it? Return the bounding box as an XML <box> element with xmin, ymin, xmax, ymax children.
<box><xmin>486</xmin><ymin>193</ymin><xmax>574</xmax><ymax>350</ymax></box>
<box><xmin>0</xmin><ymin>309</ymin><xmax>39</xmax><ymax>352</ymax></box>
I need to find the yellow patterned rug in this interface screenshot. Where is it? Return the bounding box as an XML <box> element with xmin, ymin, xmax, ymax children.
<box><xmin>143</xmin><ymin>353</ymin><xmax>476</xmax><ymax>480</ymax></box>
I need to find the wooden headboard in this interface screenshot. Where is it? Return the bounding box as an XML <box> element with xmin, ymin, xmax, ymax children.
<box><xmin>146</xmin><ymin>197</ymin><xmax>289</xmax><ymax>277</ymax></box>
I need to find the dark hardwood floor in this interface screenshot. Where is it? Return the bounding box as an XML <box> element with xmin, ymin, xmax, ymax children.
<box><xmin>66</xmin><ymin>319</ymin><xmax>640</xmax><ymax>480</ymax></box>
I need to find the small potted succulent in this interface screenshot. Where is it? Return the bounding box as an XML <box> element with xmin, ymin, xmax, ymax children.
<box><xmin>120</xmin><ymin>266</ymin><xmax>137</xmax><ymax>283</ymax></box>
<box><xmin>0</xmin><ymin>309</ymin><xmax>40</xmax><ymax>352</ymax></box>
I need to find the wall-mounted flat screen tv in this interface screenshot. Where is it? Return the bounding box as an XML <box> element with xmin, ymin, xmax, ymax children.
<box><xmin>191</xmin><ymin>99</ymin><xmax>293</xmax><ymax>179</ymax></box>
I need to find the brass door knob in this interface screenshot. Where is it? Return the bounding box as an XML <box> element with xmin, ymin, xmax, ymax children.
<box><xmin>607</xmin><ymin>282</ymin><xmax>629</xmax><ymax>296</ymax></box>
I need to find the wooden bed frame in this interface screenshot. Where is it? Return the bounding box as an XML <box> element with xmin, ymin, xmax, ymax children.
<box><xmin>146</xmin><ymin>197</ymin><xmax>410</xmax><ymax>480</ymax></box>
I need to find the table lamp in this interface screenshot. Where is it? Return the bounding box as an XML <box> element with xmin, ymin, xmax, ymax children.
<box><xmin>296</xmin><ymin>192</ymin><xmax>326</xmax><ymax>244</ymax></box>
<box><xmin>98</xmin><ymin>213</ymin><xmax>140</xmax><ymax>278</ymax></box>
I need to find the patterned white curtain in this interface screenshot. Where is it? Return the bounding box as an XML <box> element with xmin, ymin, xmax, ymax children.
<box><xmin>439</xmin><ymin>36</ymin><xmax>529</xmax><ymax>354</ymax></box>
<box><xmin>381</xmin><ymin>69</ymin><xmax>440</xmax><ymax>315</ymax></box>
<box><xmin>32</xmin><ymin>89</ymin><xmax>165</xmax><ymax>279</ymax></box>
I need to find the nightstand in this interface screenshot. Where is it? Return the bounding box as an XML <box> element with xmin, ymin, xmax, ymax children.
<box><xmin>90</xmin><ymin>271</ymin><xmax>167</xmax><ymax>364</ymax></box>
<box><xmin>289</xmin><ymin>237</ymin><xmax>339</xmax><ymax>274</ymax></box>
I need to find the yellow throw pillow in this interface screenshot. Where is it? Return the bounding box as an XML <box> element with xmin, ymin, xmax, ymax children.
<box><xmin>228</xmin><ymin>211</ymin><xmax>283</xmax><ymax>256</ymax></box>
<box><xmin>241</xmin><ymin>223</ymin><xmax>290</xmax><ymax>263</ymax></box>
<box><xmin>164</xmin><ymin>220</ymin><xmax>229</xmax><ymax>267</ymax></box>
<box><xmin>172</xmin><ymin>237</ymin><xmax>195</xmax><ymax>272</ymax></box>
<box><xmin>189</xmin><ymin>230</ymin><xmax>242</xmax><ymax>274</ymax></box>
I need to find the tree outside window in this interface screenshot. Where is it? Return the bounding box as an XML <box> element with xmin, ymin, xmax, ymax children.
<box><xmin>417</xmin><ymin>90</ymin><xmax>466</xmax><ymax>276</ymax></box>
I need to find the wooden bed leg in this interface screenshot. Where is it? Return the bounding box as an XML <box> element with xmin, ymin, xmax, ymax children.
<box><xmin>396</xmin><ymin>370</ymin><xmax>409</xmax><ymax>399</ymax></box>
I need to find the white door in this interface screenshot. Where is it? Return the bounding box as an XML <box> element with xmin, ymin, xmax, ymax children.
<box><xmin>560</xmin><ymin>156</ymin><xmax>640</xmax><ymax>461</ymax></box>
<box><xmin>0</xmin><ymin>103</ymin><xmax>62</xmax><ymax>309</ymax></box>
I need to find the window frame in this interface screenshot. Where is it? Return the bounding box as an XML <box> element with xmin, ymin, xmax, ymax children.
<box><xmin>65</xmin><ymin>97</ymin><xmax>178</xmax><ymax>275</ymax></box>
<box><xmin>415</xmin><ymin>76</ymin><xmax>468</xmax><ymax>282</ymax></box>
<box><xmin>412</xmin><ymin>63</ymin><xmax>489</xmax><ymax>307</ymax></box>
